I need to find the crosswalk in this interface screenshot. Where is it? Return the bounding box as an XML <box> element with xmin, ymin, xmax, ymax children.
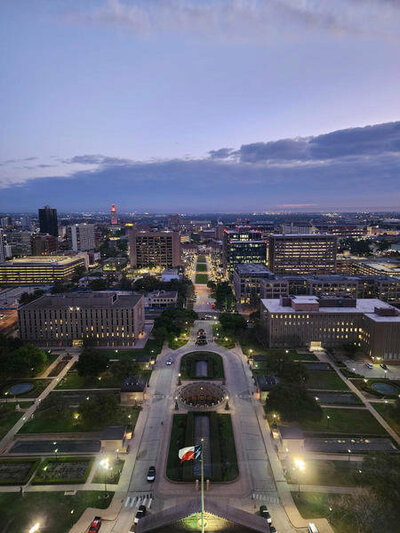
<box><xmin>124</xmin><ymin>493</ymin><xmax>153</xmax><ymax>509</ymax></box>
<box><xmin>252</xmin><ymin>492</ymin><xmax>280</xmax><ymax>504</ymax></box>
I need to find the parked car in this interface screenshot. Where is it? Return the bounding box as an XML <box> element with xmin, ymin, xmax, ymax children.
<box><xmin>147</xmin><ymin>466</ymin><xmax>156</xmax><ymax>482</ymax></box>
<box><xmin>259</xmin><ymin>505</ymin><xmax>272</xmax><ymax>523</ymax></box>
<box><xmin>89</xmin><ymin>516</ymin><xmax>102</xmax><ymax>532</ymax></box>
<box><xmin>166</xmin><ymin>358</ymin><xmax>172</xmax><ymax>365</ymax></box>
<box><xmin>366</xmin><ymin>362</ymin><xmax>373</xmax><ymax>369</ymax></box>
<box><xmin>380</xmin><ymin>363</ymin><xmax>388</xmax><ymax>370</ymax></box>
<box><xmin>134</xmin><ymin>505</ymin><xmax>147</xmax><ymax>524</ymax></box>
<box><xmin>270</xmin><ymin>527</ymin><xmax>277</xmax><ymax>533</ymax></box>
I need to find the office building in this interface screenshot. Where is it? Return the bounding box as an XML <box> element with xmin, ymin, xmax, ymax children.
<box><xmin>313</xmin><ymin>223</ymin><xmax>366</xmax><ymax>239</ymax></box>
<box><xmin>67</xmin><ymin>223</ymin><xmax>96</xmax><ymax>252</ymax></box>
<box><xmin>233</xmin><ymin>263</ymin><xmax>274</xmax><ymax>305</ymax></box>
<box><xmin>223</xmin><ymin>227</ymin><xmax>267</xmax><ymax>274</ymax></box>
<box><xmin>268</xmin><ymin>234</ymin><xmax>337</xmax><ymax>275</ymax></box>
<box><xmin>38</xmin><ymin>205</ymin><xmax>58</xmax><ymax>237</ymax></box>
<box><xmin>0</xmin><ymin>255</ymin><xmax>87</xmax><ymax>285</ymax></box>
<box><xmin>167</xmin><ymin>214</ymin><xmax>181</xmax><ymax>232</ymax></box>
<box><xmin>352</xmin><ymin>258</ymin><xmax>400</xmax><ymax>278</ymax></box>
<box><xmin>0</xmin><ymin>230</ymin><xmax>5</xmax><ymax>264</ymax></box>
<box><xmin>111</xmin><ymin>204</ymin><xmax>118</xmax><ymax>225</ymax></box>
<box><xmin>18</xmin><ymin>291</ymin><xmax>145</xmax><ymax>347</ymax></box>
<box><xmin>31</xmin><ymin>234</ymin><xmax>58</xmax><ymax>256</ymax></box>
<box><xmin>128</xmin><ymin>229</ymin><xmax>181</xmax><ymax>268</ymax></box>
<box><xmin>6</xmin><ymin>230</ymin><xmax>33</xmax><ymax>257</ymax></box>
<box><xmin>0</xmin><ymin>216</ymin><xmax>12</xmax><ymax>228</ymax></box>
<box><xmin>261</xmin><ymin>295</ymin><xmax>400</xmax><ymax>360</ymax></box>
<box><xmin>281</xmin><ymin>222</ymin><xmax>314</xmax><ymax>234</ymax></box>
<box><xmin>20</xmin><ymin>216</ymin><xmax>32</xmax><ymax>231</ymax></box>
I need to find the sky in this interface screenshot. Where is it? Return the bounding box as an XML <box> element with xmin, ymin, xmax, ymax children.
<box><xmin>0</xmin><ymin>0</ymin><xmax>400</xmax><ymax>213</ymax></box>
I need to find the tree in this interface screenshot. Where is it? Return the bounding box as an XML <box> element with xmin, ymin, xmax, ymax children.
<box><xmin>214</xmin><ymin>282</ymin><xmax>235</xmax><ymax>311</ymax></box>
<box><xmin>51</xmin><ymin>282</ymin><xmax>71</xmax><ymax>294</ymax></box>
<box><xmin>88</xmin><ymin>278</ymin><xmax>109</xmax><ymax>291</ymax></box>
<box><xmin>79</xmin><ymin>393</ymin><xmax>119</xmax><ymax>425</ymax></box>
<box><xmin>19</xmin><ymin>289</ymin><xmax>45</xmax><ymax>305</ymax></box>
<box><xmin>267</xmin><ymin>351</ymin><xmax>309</xmax><ymax>384</ymax></box>
<box><xmin>112</xmin><ymin>360</ymin><xmax>140</xmax><ymax>382</ymax></box>
<box><xmin>76</xmin><ymin>349</ymin><xmax>108</xmax><ymax>377</ymax></box>
<box><xmin>266</xmin><ymin>383</ymin><xmax>322</xmax><ymax>422</ymax></box>
<box><xmin>5</xmin><ymin>345</ymin><xmax>47</xmax><ymax>376</ymax></box>
<box><xmin>72</xmin><ymin>264</ymin><xmax>86</xmax><ymax>282</ymax></box>
<box><xmin>219</xmin><ymin>312</ymin><xmax>247</xmax><ymax>332</ymax></box>
<box><xmin>117</xmin><ymin>275</ymin><xmax>132</xmax><ymax>290</ymax></box>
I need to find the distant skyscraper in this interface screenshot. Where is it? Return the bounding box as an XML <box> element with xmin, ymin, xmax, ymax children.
<box><xmin>20</xmin><ymin>216</ymin><xmax>32</xmax><ymax>231</ymax></box>
<box><xmin>0</xmin><ymin>229</ymin><xmax>5</xmax><ymax>264</ymax></box>
<box><xmin>67</xmin><ymin>223</ymin><xmax>96</xmax><ymax>252</ymax></box>
<box><xmin>111</xmin><ymin>204</ymin><xmax>118</xmax><ymax>225</ymax></box>
<box><xmin>167</xmin><ymin>214</ymin><xmax>181</xmax><ymax>232</ymax></box>
<box><xmin>38</xmin><ymin>205</ymin><xmax>58</xmax><ymax>237</ymax></box>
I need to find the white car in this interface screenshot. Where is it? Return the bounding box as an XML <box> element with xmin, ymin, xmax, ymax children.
<box><xmin>166</xmin><ymin>359</ymin><xmax>172</xmax><ymax>365</ymax></box>
<box><xmin>365</xmin><ymin>362</ymin><xmax>373</xmax><ymax>369</ymax></box>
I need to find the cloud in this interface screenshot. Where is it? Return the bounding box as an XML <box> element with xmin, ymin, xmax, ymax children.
<box><xmin>61</xmin><ymin>0</ymin><xmax>400</xmax><ymax>41</ymax></box>
<box><xmin>1</xmin><ymin>121</ymin><xmax>399</xmax><ymax>211</ymax></box>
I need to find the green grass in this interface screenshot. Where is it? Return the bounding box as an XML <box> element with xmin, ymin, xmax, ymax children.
<box><xmin>286</xmin><ymin>459</ymin><xmax>359</xmax><ymax>486</ymax></box>
<box><xmin>0</xmin><ymin>491</ymin><xmax>112</xmax><ymax>533</ymax></box>
<box><xmin>197</xmin><ymin>255</ymin><xmax>206</xmax><ymax>262</ymax></box>
<box><xmin>195</xmin><ymin>273</ymin><xmax>208</xmax><ymax>284</ymax></box>
<box><xmin>292</xmin><ymin>492</ymin><xmax>353</xmax><ymax>533</ymax></box>
<box><xmin>166</xmin><ymin>414</ymin><xmax>187</xmax><ymax>481</ymax></box>
<box><xmin>0</xmin><ymin>404</ymin><xmax>24</xmax><ymax>439</ymax></box>
<box><xmin>196</xmin><ymin>263</ymin><xmax>207</xmax><ymax>272</ymax></box>
<box><xmin>18</xmin><ymin>405</ymin><xmax>140</xmax><ymax>434</ymax></box>
<box><xmin>56</xmin><ymin>370</ymin><xmax>121</xmax><ymax>390</ymax></box>
<box><xmin>0</xmin><ymin>379</ymin><xmax>51</xmax><ymax>398</ymax></box>
<box><xmin>306</xmin><ymin>370</ymin><xmax>349</xmax><ymax>391</ymax></box>
<box><xmin>212</xmin><ymin>324</ymin><xmax>235</xmax><ymax>349</ymax></box>
<box><xmin>92</xmin><ymin>459</ymin><xmax>124</xmax><ymax>484</ymax></box>
<box><xmin>371</xmin><ymin>402</ymin><xmax>400</xmax><ymax>436</ymax></box>
<box><xmin>300</xmin><ymin>407</ymin><xmax>388</xmax><ymax>435</ymax></box>
<box><xmin>0</xmin><ymin>458</ymin><xmax>41</xmax><ymax>485</ymax></box>
<box><xmin>95</xmin><ymin>337</ymin><xmax>164</xmax><ymax>359</ymax></box>
<box><xmin>180</xmin><ymin>351</ymin><xmax>225</xmax><ymax>380</ymax></box>
<box><xmin>17</xmin><ymin>401</ymin><xmax>35</xmax><ymax>409</ymax></box>
<box><xmin>168</xmin><ymin>330</ymin><xmax>190</xmax><ymax>350</ymax></box>
<box><xmin>32</xmin><ymin>457</ymin><xmax>93</xmax><ymax>484</ymax></box>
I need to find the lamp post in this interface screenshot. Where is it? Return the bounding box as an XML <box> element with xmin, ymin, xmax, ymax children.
<box><xmin>178</xmin><ymin>373</ymin><xmax>182</xmax><ymax>386</ymax></box>
<box><xmin>327</xmin><ymin>415</ymin><xmax>330</xmax><ymax>430</ymax></box>
<box><xmin>225</xmin><ymin>395</ymin><xmax>230</xmax><ymax>410</ymax></box>
<box><xmin>347</xmin><ymin>448</ymin><xmax>351</xmax><ymax>462</ymax></box>
<box><xmin>293</xmin><ymin>458</ymin><xmax>306</xmax><ymax>497</ymax></box>
<box><xmin>29</xmin><ymin>523</ymin><xmax>40</xmax><ymax>533</ymax></box>
<box><xmin>99</xmin><ymin>457</ymin><xmax>110</xmax><ymax>498</ymax></box>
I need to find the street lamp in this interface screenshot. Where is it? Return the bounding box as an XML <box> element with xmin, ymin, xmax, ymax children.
<box><xmin>347</xmin><ymin>448</ymin><xmax>352</xmax><ymax>462</ymax></box>
<box><xmin>178</xmin><ymin>373</ymin><xmax>182</xmax><ymax>386</ymax></box>
<box><xmin>293</xmin><ymin>458</ymin><xmax>306</xmax><ymax>496</ymax></box>
<box><xmin>99</xmin><ymin>457</ymin><xmax>111</xmax><ymax>498</ymax></box>
<box><xmin>29</xmin><ymin>524</ymin><xmax>40</xmax><ymax>533</ymax></box>
<box><xmin>225</xmin><ymin>395</ymin><xmax>230</xmax><ymax>410</ymax></box>
<box><xmin>327</xmin><ymin>415</ymin><xmax>330</xmax><ymax>429</ymax></box>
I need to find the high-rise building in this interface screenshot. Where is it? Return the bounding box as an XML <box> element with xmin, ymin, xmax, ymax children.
<box><xmin>67</xmin><ymin>223</ymin><xmax>96</xmax><ymax>252</ymax></box>
<box><xmin>0</xmin><ymin>229</ymin><xmax>5</xmax><ymax>264</ymax></box>
<box><xmin>167</xmin><ymin>214</ymin><xmax>181</xmax><ymax>232</ymax></box>
<box><xmin>223</xmin><ymin>227</ymin><xmax>267</xmax><ymax>274</ymax></box>
<box><xmin>128</xmin><ymin>229</ymin><xmax>181</xmax><ymax>268</ymax></box>
<box><xmin>18</xmin><ymin>291</ymin><xmax>145</xmax><ymax>347</ymax></box>
<box><xmin>111</xmin><ymin>204</ymin><xmax>118</xmax><ymax>225</ymax></box>
<box><xmin>31</xmin><ymin>234</ymin><xmax>58</xmax><ymax>255</ymax></box>
<box><xmin>38</xmin><ymin>205</ymin><xmax>58</xmax><ymax>237</ymax></box>
<box><xmin>20</xmin><ymin>216</ymin><xmax>32</xmax><ymax>231</ymax></box>
<box><xmin>1</xmin><ymin>216</ymin><xmax>12</xmax><ymax>228</ymax></box>
<box><xmin>233</xmin><ymin>263</ymin><xmax>275</xmax><ymax>305</ymax></box>
<box><xmin>268</xmin><ymin>234</ymin><xmax>337</xmax><ymax>275</ymax></box>
<box><xmin>261</xmin><ymin>295</ymin><xmax>400</xmax><ymax>360</ymax></box>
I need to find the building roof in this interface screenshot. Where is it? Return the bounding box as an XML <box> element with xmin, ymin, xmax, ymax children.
<box><xmin>137</xmin><ymin>496</ymin><xmax>270</xmax><ymax>533</ymax></box>
<box><xmin>277</xmin><ymin>425</ymin><xmax>304</xmax><ymax>440</ymax></box>
<box><xmin>20</xmin><ymin>291</ymin><xmax>143</xmax><ymax>310</ymax></box>
<box><xmin>235</xmin><ymin>263</ymin><xmax>274</xmax><ymax>276</ymax></box>
<box><xmin>147</xmin><ymin>290</ymin><xmax>178</xmax><ymax>299</ymax></box>
<box><xmin>261</xmin><ymin>296</ymin><xmax>400</xmax><ymax>317</ymax></box>
<box><xmin>1</xmin><ymin>255</ymin><xmax>83</xmax><ymax>266</ymax></box>
<box><xmin>270</xmin><ymin>233</ymin><xmax>336</xmax><ymax>239</ymax></box>
<box><xmin>121</xmin><ymin>375</ymin><xmax>147</xmax><ymax>392</ymax></box>
<box><xmin>256</xmin><ymin>375</ymin><xmax>279</xmax><ymax>391</ymax></box>
<box><xmin>100</xmin><ymin>426</ymin><xmax>126</xmax><ymax>440</ymax></box>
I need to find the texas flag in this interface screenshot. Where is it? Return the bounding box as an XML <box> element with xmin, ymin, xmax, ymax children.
<box><xmin>178</xmin><ymin>445</ymin><xmax>202</xmax><ymax>463</ymax></box>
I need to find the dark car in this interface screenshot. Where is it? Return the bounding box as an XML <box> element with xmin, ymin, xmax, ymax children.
<box><xmin>380</xmin><ymin>363</ymin><xmax>388</xmax><ymax>370</ymax></box>
<box><xmin>134</xmin><ymin>505</ymin><xmax>147</xmax><ymax>524</ymax></box>
<box><xmin>270</xmin><ymin>527</ymin><xmax>277</xmax><ymax>533</ymax></box>
<box><xmin>260</xmin><ymin>505</ymin><xmax>272</xmax><ymax>523</ymax></box>
<box><xmin>197</xmin><ymin>329</ymin><xmax>205</xmax><ymax>336</ymax></box>
<box><xmin>147</xmin><ymin>466</ymin><xmax>156</xmax><ymax>482</ymax></box>
<box><xmin>89</xmin><ymin>516</ymin><xmax>102</xmax><ymax>532</ymax></box>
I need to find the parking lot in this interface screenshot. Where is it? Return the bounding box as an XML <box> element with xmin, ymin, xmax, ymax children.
<box><xmin>344</xmin><ymin>359</ymin><xmax>400</xmax><ymax>379</ymax></box>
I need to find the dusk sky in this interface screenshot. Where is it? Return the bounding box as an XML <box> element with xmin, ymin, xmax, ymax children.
<box><xmin>1</xmin><ymin>0</ymin><xmax>400</xmax><ymax>212</ymax></box>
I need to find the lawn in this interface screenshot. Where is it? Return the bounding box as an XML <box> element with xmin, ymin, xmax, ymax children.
<box><xmin>0</xmin><ymin>491</ymin><xmax>112</xmax><ymax>533</ymax></box>
<box><xmin>195</xmin><ymin>273</ymin><xmax>208</xmax><ymax>284</ymax></box>
<box><xmin>306</xmin><ymin>370</ymin><xmax>349</xmax><ymax>391</ymax></box>
<box><xmin>0</xmin><ymin>458</ymin><xmax>41</xmax><ymax>485</ymax></box>
<box><xmin>180</xmin><ymin>351</ymin><xmax>225</xmax><ymax>379</ymax></box>
<box><xmin>300</xmin><ymin>407</ymin><xmax>388</xmax><ymax>435</ymax></box>
<box><xmin>196</xmin><ymin>263</ymin><xmax>207</xmax><ymax>272</ymax></box>
<box><xmin>371</xmin><ymin>402</ymin><xmax>400</xmax><ymax>436</ymax></box>
<box><xmin>18</xmin><ymin>404</ymin><xmax>141</xmax><ymax>434</ymax></box>
<box><xmin>212</xmin><ymin>324</ymin><xmax>235</xmax><ymax>349</ymax></box>
<box><xmin>92</xmin><ymin>458</ymin><xmax>124</xmax><ymax>484</ymax></box>
<box><xmin>0</xmin><ymin>379</ymin><xmax>51</xmax><ymax>398</ymax></box>
<box><xmin>197</xmin><ymin>255</ymin><xmax>206</xmax><ymax>262</ymax></box>
<box><xmin>292</xmin><ymin>492</ymin><xmax>353</xmax><ymax>533</ymax></box>
<box><xmin>32</xmin><ymin>457</ymin><xmax>93</xmax><ymax>484</ymax></box>
<box><xmin>168</xmin><ymin>330</ymin><xmax>190</xmax><ymax>350</ymax></box>
<box><xmin>166</xmin><ymin>414</ymin><xmax>187</xmax><ymax>481</ymax></box>
<box><xmin>286</xmin><ymin>459</ymin><xmax>359</xmax><ymax>487</ymax></box>
<box><xmin>96</xmin><ymin>337</ymin><xmax>164</xmax><ymax>359</ymax></box>
<box><xmin>0</xmin><ymin>404</ymin><xmax>24</xmax><ymax>439</ymax></box>
<box><xmin>56</xmin><ymin>369</ymin><xmax>121</xmax><ymax>390</ymax></box>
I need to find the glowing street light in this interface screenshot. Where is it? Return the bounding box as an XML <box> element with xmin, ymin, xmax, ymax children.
<box><xmin>293</xmin><ymin>458</ymin><xmax>306</xmax><ymax>496</ymax></box>
<box><xmin>99</xmin><ymin>457</ymin><xmax>111</xmax><ymax>497</ymax></box>
<box><xmin>29</xmin><ymin>524</ymin><xmax>40</xmax><ymax>533</ymax></box>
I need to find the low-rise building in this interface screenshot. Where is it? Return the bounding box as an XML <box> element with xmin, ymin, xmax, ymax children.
<box><xmin>233</xmin><ymin>263</ymin><xmax>275</xmax><ymax>305</ymax></box>
<box><xmin>145</xmin><ymin>290</ymin><xmax>178</xmax><ymax>309</ymax></box>
<box><xmin>261</xmin><ymin>295</ymin><xmax>400</xmax><ymax>360</ymax></box>
<box><xmin>120</xmin><ymin>376</ymin><xmax>147</xmax><ymax>405</ymax></box>
<box><xmin>161</xmin><ymin>268</ymin><xmax>180</xmax><ymax>282</ymax></box>
<box><xmin>100</xmin><ymin>426</ymin><xmax>128</xmax><ymax>453</ymax></box>
<box><xmin>273</xmin><ymin>425</ymin><xmax>305</xmax><ymax>457</ymax></box>
<box><xmin>0</xmin><ymin>255</ymin><xmax>87</xmax><ymax>285</ymax></box>
<box><xmin>255</xmin><ymin>375</ymin><xmax>280</xmax><ymax>402</ymax></box>
<box><xmin>18</xmin><ymin>291</ymin><xmax>145</xmax><ymax>347</ymax></box>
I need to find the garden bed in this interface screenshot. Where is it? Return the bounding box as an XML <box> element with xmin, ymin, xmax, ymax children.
<box><xmin>32</xmin><ymin>457</ymin><xmax>93</xmax><ymax>484</ymax></box>
<box><xmin>0</xmin><ymin>458</ymin><xmax>41</xmax><ymax>485</ymax></box>
<box><xmin>180</xmin><ymin>351</ymin><xmax>225</xmax><ymax>380</ymax></box>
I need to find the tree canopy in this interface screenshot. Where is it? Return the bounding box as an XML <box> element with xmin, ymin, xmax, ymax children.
<box><xmin>218</xmin><ymin>312</ymin><xmax>247</xmax><ymax>332</ymax></box>
<box><xmin>2</xmin><ymin>344</ymin><xmax>47</xmax><ymax>377</ymax></box>
<box><xmin>266</xmin><ymin>383</ymin><xmax>322</xmax><ymax>422</ymax></box>
<box><xmin>76</xmin><ymin>349</ymin><xmax>109</xmax><ymax>377</ymax></box>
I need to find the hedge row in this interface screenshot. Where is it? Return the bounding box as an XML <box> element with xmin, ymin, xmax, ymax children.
<box><xmin>0</xmin><ymin>458</ymin><xmax>41</xmax><ymax>486</ymax></box>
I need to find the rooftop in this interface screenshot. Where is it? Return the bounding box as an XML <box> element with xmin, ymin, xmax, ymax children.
<box><xmin>100</xmin><ymin>426</ymin><xmax>127</xmax><ymax>441</ymax></box>
<box><xmin>20</xmin><ymin>291</ymin><xmax>143</xmax><ymax>309</ymax></box>
<box><xmin>256</xmin><ymin>375</ymin><xmax>280</xmax><ymax>391</ymax></box>
<box><xmin>1</xmin><ymin>255</ymin><xmax>84</xmax><ymax>266</ymax></box>
<box><xmin>277</xmin><ymin>425</ymin><xmax>305</xmax><ymax>440</ymax></box>
<box><xmin>235</xmin><ymin>263</ymin><xmax>274</xmax><ymax>276</ymax></box>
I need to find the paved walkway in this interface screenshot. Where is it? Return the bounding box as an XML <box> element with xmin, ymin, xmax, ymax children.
<box><xmin>315</xmin><ymin>351</ymin><xmax>400</xmax><ymax>446</ymax></box>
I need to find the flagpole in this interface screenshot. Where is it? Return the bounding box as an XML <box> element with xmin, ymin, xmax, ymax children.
<box><xmin>200</xmin><ymin>438</ymin><xmax>205</xmax><ymax>533</ymax></box>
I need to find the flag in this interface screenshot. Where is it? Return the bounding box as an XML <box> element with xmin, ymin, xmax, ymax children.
<box><xmin>178</xmin><ymin>444</ymin><xmax>202</xmax><ymax>463</ymax></box>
